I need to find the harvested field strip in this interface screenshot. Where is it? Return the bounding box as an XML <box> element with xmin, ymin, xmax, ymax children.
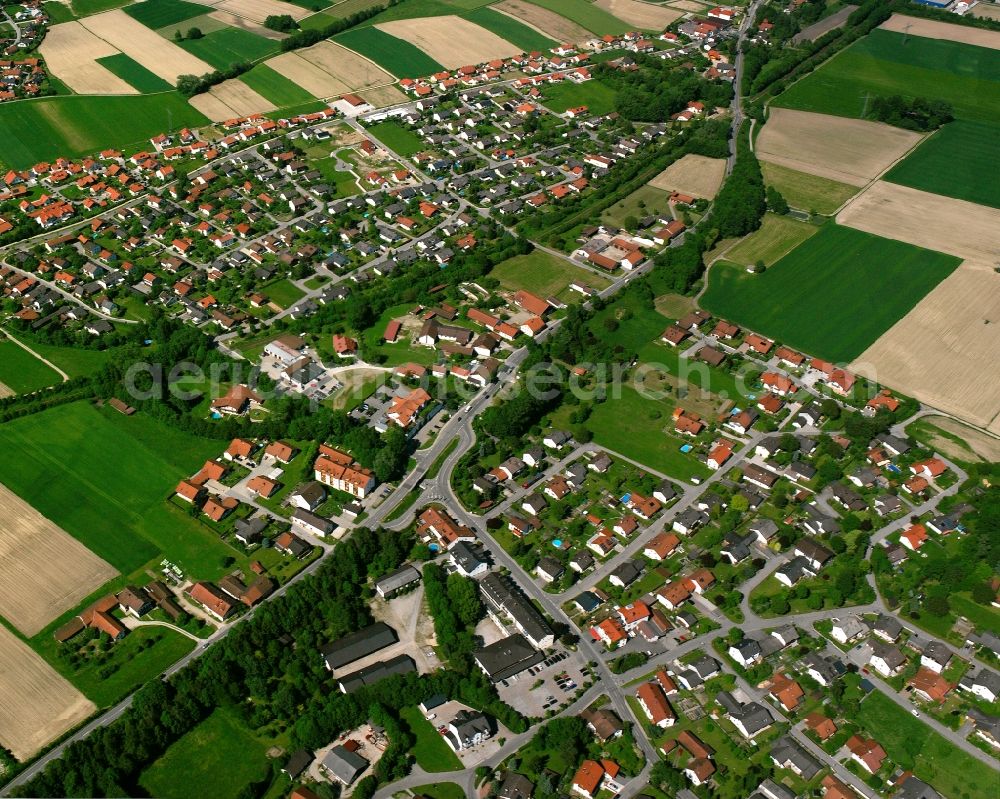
<box><xmin>361</xmin><ymin>83</ymin><xmax>408</xmax><ymax>107</ymax></box>
<box><xmin>212</xmin><ymin>0</ymin><xmax>311</xmax><ymax>23</ymax></box>
<box><xmin>648</xmin><ymin>153</ymin><xmax>727</xmax><ymax>198</ymax></box>
<box><xmin>209</xmin><ymin>78</ymin><xmax>277</xmax><ymax>116</ymax></box>
<box><xmin>883</xmin><ymin>119</ymin><xmax>1000</xmax><ymax>209</ymax></box>
<box><xmin>189</xmin><ymin>91</ymin><xmax>239</xmax><ymax>121</ymax></box>
<box><xmin>265</xmin><ymin>50</ymin><xmax>350</xmax><ymax>97</ymax></box>
<box><xmin>333</xmin><ymin>26</ymin><xmax>443</xmax><ymax>76</ymax></box>
<box><xmin>776</xmin><ymin>30</ymin><xmax>1000</xmax><ymax>124</ymax></box>
<box><xmin>97</xmin><ymin>53</ymin><xmax>174</xmax><ymax>93</ymax></box>
<box><xmin>0</xmin><ymin>624</ymin><xmax>95</xmax><ymax>761</ymax></box>
<box><xmin>760</xmin><ymin>162</ymin><xmax>858</xmax><ymax>215</ymax></box>
<box><xmin>701</xmin><ymin>223</ymin><xmax>961</xmax><ymax>363</ymax></box>
<box><xmin>520</xmin><ymin>0</ymin><xmax>630</xmax><ymax>34</ymax></box>
<box><xmin>0</xmin><ymin>94</ymin><xmax>209</xmax><ymax>169</ymax></box>
<box><xmin>124</xmin><ymin>0</ymin><xmax>210</xmax><ymax>28</ymax></box>
<box><xmin>463</xmin><ymin>7</ymin><xmax>556</xmax><ymax>50</ymax></box>
<box><xmin>158</xmin><ymin>12</ymin><xmax>231</xmax><ymax>36</ymax></box>
<box><xmin>0</xmin><ymin>483</ymin><xmax>118</xmax><ymax>636</ymax></box>
<box><xmin>179</xmin><ymin>26</ymin><xmax>281</xmax><ymax>69</ymax></box>
<box><xmin>374</xmin><ymin>16</ymin><xmax>522</xmax><ymax>69</ymax></box>
<box><xmin>80</xmin><ymin>9</ymin><xmax>213</xmax><ymax>84</ymax></box>
<box><xmin>493</xmin><ymin>0</ymin><xmax>591</xmax><ymax>43</ymax></box>
<box><xmin>204</xmin><ymin>9</ymin><xmax>288</xmax><ymax>38</ymax></box>
<box><xmin>239</xmin><ymin>63</ymin><xmax>315</xmax><ymax>106</ymax></box>
<box><xmin>880</xmin><ymin>12</ymin><xmax>1000</xmax><ymax>51</ymax></box>
<box><xmin>39</xmin><ymin>20</ymin><xmax>136</xmax><ymax>95</ymax></box>
<box><xmin>595</xmin><ymin>0</ymin><xmax>681</xmax><ymax>30</ymax></box>
<box><xmin>298</xmin><ymin>40</ymin><xmax>395</xmax><ymax>88</ymax></box>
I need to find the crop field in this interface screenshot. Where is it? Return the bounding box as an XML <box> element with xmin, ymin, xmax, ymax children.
<box><xmin>493</xmin><ymin>0</ymin><xmax>590</xmax><ymax>43</ymax></box>
<box><xmin>880</xmin><ymin>12</ymin><xmax>1000</xmax><ymax>51</ymax></box>
<box><xmin>776</xmin><ymin>30</ymin><xmax>1000</xmax><ymax>124</ymax></box>
<box><xmin>239</xmin><ymin>63</ymin><xmax>316</xmax><ymax>106</ymax></box>
<box><xmin>701</xmin><ymin>223</ymin><xmax>961</xmax><ymax>363</ymax></box>
<box><xmin>492</xmin><ymin>249</ymin><xmax>610</xmax><ymax>298</ymax></box>
<box><xmin>39</xmin><ymin>20</ymin><xmax>135</xmax><ymax>94</ymax></box>
<box><xmin>300</xmin><ymin>9</ymin><xmax>336</xmax><ymax>27</ymax></box>
<box><xmin>0</xmin><ymin>482</ymin><xmax>118</xmax><ymax>636</ymax></box>
<box><xmin>648</xmin><ymin>153</ymin><xmax>727</xmax><ymax>198</ymax></box>
<box><xmin>0</xmin><ymin>339</ymin><xmax>61</xmax><ymax>394</ymax></box>
<box><xmin>520</xmin><ymin>0</ymin><xmax>630</xmax><ymax>34</ymax></box>
<box><xmin>366</xmin><ymin>119</ymin><xmax>426</xmax><ymax>155</ymax></box>
<box><xmin>463</xmin><ymin>6</ymin><xmax>555</xmax><ymax>50</ymax></box>
<box><xmin>97</xmin><ymin>53</ymin><xmax>174</xmax><ymax>92</ymax></box>
<box><xmin>212</xmin><ymin>0</ymin><xmax>312</xmax><ymax>23</ymax></box>
<box><xmin>179</xmin><ymin>27</ymin><xmax>281</xmax><ymax>69</ymax></box>
<box><xmin>140</xmin><ymin>709</ymin><xmax>270</xmax><ymax>799</ymax></box>
<box><xmin>883</xmin><ymin>119</ymin><xmax>1000</xmax><ymax>208</ymax></box>
<box><xmin>0</xmin><ymin>624</ymin><xmax>94</xmax><ymax>761</ymax></box>
<box><xmin>124</xmin><ymin>0</ymin><xmax>210</xmax><ymax>28</ymax></box>
<box><xmin>722</xmin><ymin>213</ymin><xmax>818</xmax><ymax>267</ymax></box>
<box><xmin>542</xmin><ymin>79</ymin><xmax>618</xmax><ymax>115</ymax></box>
<box><xmin>375</xmin><ymin>15</ymin><xmax>521</xmax><ymax>68</ymax></box>
<box><xmin>0</xmin><ymin>402</ymin><xmax>238</xmax><ymax>578</ymax></box>
<box><xmin>595</xmin><ymin>0</ymin><xmax>680</xmax><ymax>30</ymax></box>
<box><xmin>326</xmin><ymin>0</ymin><xmax>390</xmax><ymax>16</ymax></box>
<box><xmin>0</xmin><ymin>93</ymin><xmax>209</xmax><ymax>169</ymax></box>
<box><xmin>760</xmin><ymin>162</ymin><xmax>859</xmax><ymax>214</ymax></box>
<box><xmin>334</xmin><ymin>26</ymin><xmax>444</xmax><ymax>75</ymax></box>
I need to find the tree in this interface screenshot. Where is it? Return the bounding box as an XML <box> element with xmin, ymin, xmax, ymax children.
<box><xmin>173</xmin><ymin>29</ymin><xmax>183</xmax><ymax>41</ymax></box>
<box><xmin>766</xmin><ymin>185</ymin><xmax>789</xmax><ymax>214</ymax></box>
<box><xmin>770</xmin><ymin>594</ymin><xmax>790</xmax><ymax>615</ymax></box>
<box><xmin>264</xmin><ymin>13</ymin><xmax>298</xmax><ymax>32</ymax></box>
<box><xmin>972</xmin><ymin>581</ymin><xmax>996</xmax><ymax>605</ymax></box>
<box><xmin>925</xmin><ymin>594</ymin><xmax>950</xmax><ymax>617</ymax></box>
<box><xmin>187</xmin><ymin>27</ymin><xmax>204</xmax><ymax>39</ymax></box>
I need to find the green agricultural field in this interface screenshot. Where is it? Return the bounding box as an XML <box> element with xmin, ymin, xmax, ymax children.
<box><xmin>326</xmin><ymin>0</ymin><xmax>394</xmax><ymax>16</ymax></box>
<box><xmin>96</xmin><ymin>54</ymin><xmax>173</xmax><ymax>93</ymax></box>
<box><xmin>601</xmin><ymin>184</ymin><xmax>671</xmax><ymax>229</ymax></box>
<box><xmin>521</xmin><ymin>0</ymin><xmax>630</xmax><ymax>34</ymax></box>
<box><xmin>11</xmin><ymin>340</ymin><xmax>113</xmax><ymax>378</ymax></box>
<box><xmin>124</xmin><ymin>0</ymin><xmax>208</xmax><ymax>28</ymax></box>
<box><xmin>42</xmin><ymin>0</ymin><xmax>77</xmax><ymax>22</ymax></box>
<box><xmin>776</xmin><ymin>29</ymin><xmax>1000</xmax><ymax>124</ymax></box>
<box><xmin>365</xmin><ymin>0</ymin><xmax>494</xmax><ymax>24</ymax></box>
<box><xmin>140</xmin><ymin>709</ymin><xmax>270</xmax><ymax>799</ymax></box>
<box><xmin>856</xmin><ymin>692</ymin><xmax>996</xmax><ymax>799</ymax></box>
<box><xmin>760</xmin><ymin>162</ymin><xmax>858</xmax><ymax>215</ymax></box>
<box><xmin>883</xmin><ymin>119</ymin><xmax>1000</xmax><ymax>208</ymax></box>
<box><xmin>0</xmin><ymin>401</ymin><xmax>239</xmax><ymax>577</ymax></box>
<box><xmin>179</xmin><ymin>28</ymin><xmax>280</xmax><ymax>70</ymax></box>
<box><xmin>541</xmin><ymin>79</ymin><xmax>618</xmax><ymax>116</ymax></box>
<box><xmin>0</xmin><ymin>93</ymin><xmax>209</xmax><ymax>169</ymax></box>
<box><xmin>723</xmin><ymin>213</ymin><xmax>818</xmax><ymax>267</ymax></box>
<box><xmin>400</xmin><ymin>706</ymin><xmax>463</xmax><ymax>772</ymax></box>
<box><xmin>239</xmin><ymin>64</ymin><xmax>316</xmax><ymax>107</ymax></box>
<box><xmin>463</xmin><ymin>6</ymin><xmax>556</xmax><ymax>50</ymax></box>
<box><xmin>492</xmin><ymin>249</ymin><xmax>610</xmax><ymax>299</ymax></box>
<box><xmin>701</xmin><ymin>223</ymin><xmax>961</xmax><ymax>362</ymax></box>
<box><xmin>365</xmin><ymin>119</ymin><xmax>426</xmax><ymax>156</ymax></box>
<box><xmin>71</xmin><ymin>0</ymin><xmax>128</xmax><ymax>15</ymax></box>
<box><xmin>0</xmin><ymin>340</ymin><xmax>61</xmax><ymax>394</ymax></box>
<box><xmin>300</xmin><ymin>10</ymin><xmax>336</xmax><ymax>28</ymax></box>
<box><xmin>334</xmin><ymin>26</ymin><xmax>444</xmax><ymax>75</ymax></box>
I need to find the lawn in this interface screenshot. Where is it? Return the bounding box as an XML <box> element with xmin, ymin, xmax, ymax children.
<box><xmin>463</xmin><ymin>6</ymin><xmax>556</xmax><ymax>50</ymax></box>
<box><xmin>411</xmin><ymin>784</ymin><xmax>466</xmax><ymax>799</ymax></box>
<box><xmin>263</xmin><ymin>278</ymin><xmax>306</xmax><ymax>308</ymax></box>
<box><xmin>180</xmin><ymin>28</ymin><xmax>281</xmax><ymax>70</ymax></box>
<box><xmin>722</xmin><ymin>213</ymin><xmax>818</xmax><ymax>267</ymax></box>
<box><xmin>883</xmin><ymin>119</ymin><xmax>1000</xmax><ymax>209</ymax></box>
<box><xmin>240</xmin><ymin>64</ymin><xmax>316</xmax><ymax>107</ymax></box>
<box><xmin>760</xmin><ymin>162</ymin><xmax>858</xmax><ymax>215</ymax></box>
<box><xmin>601</xmin><ymin>184</ymin><xmax>671</xmax><ymax>228</ymax></box>
<box><xmin>400</xmin><ymin>706</ymin><xmax>463</xmax><ymax>772</ymax></box>
<box><xmin>10</xmin><ymin>340</ymin><xmax>113</xmax><ymax>378</ymax></box>
<box><xmin>776</xmin><ymin>29</ymin><xmax>1000</xmax><ymax>124</ymax></box>
<box><xmin>0</xmin><ymin>339</ymin><xmax>61</xmax><ymax>394</ymax></box>
<box><xmin>334</xmin><ymin>26</ymin><xmax>445</xmax><ymax>76</ymax></box>
<box><xmin>700</xmin><ymin>223</ymin><xmax>961</xmax><ymax>362</ymax></box>
<box><xmin>541</xmin><ymin>79</ymin><xmax>619</xmax><ymax>116</ymax></box>
<box><xmin>124</xmin><ymin>0</ymin><xmax>208</xmax><ymax>28</ymax></box>
<box><xmin>0</xmin><ymin>402</ymin><xmax>238</xmax><ymax>577</ymax></box>
<box><xmin>856</xmin><ymin>691</ymin><xmax>997</xmax><ymax>799</ymax></box>
<box><xmin>521</xmin><ymin>0</ymin><xmax>630</xmax><ymax>34</ymax></box>
<box><xmin>96</xmin><ymin>54</ymin><xmax>173</xmax><ymax>93</ymax></box>
<box><xmin>0</xmin><ymin>93</ymin><xmax>208</xmax><ymax>169</ymax></box>
<box><xmin>140</xmin><ymin>709</ymin><xmax>271</xmax><ymax>799</ymax></box>
<box><xmin>492</xmin><ymin>249</ymin><xmax>609</xmax><ymax>298</ymax></box>
<box><xmin>365</xmin><ymin>119</ymin><xmax>426</xmax><ymax>156</ymax></box>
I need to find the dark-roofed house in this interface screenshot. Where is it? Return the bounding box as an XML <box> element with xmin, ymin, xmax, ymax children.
<box><xmin>320</xmin><ymin>744</ymin><xmax>368</xmax><ymax>785</ymax></box>
<box><xmin>374</xmin><ymin>565</ymin><xmax>421</xmax><ymax>598</ymax></box>
<box><xmin>498</xmin><ymin>771</ymin><xmax>534</xmax><ymax>799</ymax></box>
<box><xmin>770</xmin><ymin>735</ymin><xmax>822</xmax><ymax>780</ymax></box>
<box><xmin>474</xmin><ymin>633</ymin><xmax>544</xmax><ymax>682</ymax></box>
<box><xmin>337</xmin><ymin>654</ymin><xmax>416</xmax><ymax>693</ymax></box>
<box><xmin>322</xmin><ymin>622</ymin><xmax>397</xmax><ymax>672</ymax></box>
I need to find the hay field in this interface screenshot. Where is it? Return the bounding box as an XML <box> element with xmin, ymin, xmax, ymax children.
<box><xmin>266</xmin><ymin>50</ymin><xmax>350</xmax><ymax>97</ymax></box>
<box><xmin>213</xmin><ymin>0</ymin><xmax>311</xmax><ymax>23</ymax></box>
<box><xmin>40</xmin><ymin>21</ymin><xmax>136</xmax><ymax>95</ymax></box>
<box><xmin>649</xmin><ymin>153</ymin><xmax>727</xmax><ymax>198</ymax></box>
<box><xmin>0</xmin><ymin>483</ymin><xmax>118</xmax><ymax>636</ymax></box>
<box><xmin>837</xmin><ymin>180</ymin><xmax>1000</xmax><ymax>262</ymax></box>
<box><xmin>494</xmin><ymin>0</ymin><xmax>590</xmax><ymax>43</ymax></box>
<box><xmin>80</xmin><ymin>10</ymin><xmax>213</xmax><ymax>84</ymax></box>
<box><xmin>363</xmin><ymin>83</ymin><xmax>408</xmax><ymax>107</ymax></box>
<box><xmin>211</xmin><ymin>79</ymin><xmax>276</xmax><ymax>116</ymax></box>
<box><xmin>189</xmin><ymin>91</ymin><xmax>240</xmax><ymax>121</ymax></box>
<box><xmin>207</xmin><ymin>9</ymin><xmax>288</xmax><ymax>39</ymax></box>
<box><xmin>670</xmin><ymin>0</ymin><xmax>710</xmax><ymax>10</ymax></box>
<box><xmin>375</xmin><ymin>16</ymin><xmax>522</xmax><ymax>69</ymax></box>
<box><xmin>756</xmin><ymin>108</ymin><xmax>923</xmax><ymax>186</ymax></box>
<box><xmin>880</xmin><ymin>13</ymin><xmax>1000</xmax><ymax>51</ymax></box>
<box><xmin>911</xmin><ymin>414</ymin><xmax>1000</xmax><ymax>463</ymax></box>
<box><xmin>595</xmin><ymin>0</ymin><xmax>681</xmax><ymax>29</ymax></box>
<box><xmin>975</xmin><ymin>3</ymin><xmax>1000</xmax><ymax>20</ymax></box>
<box><xmin>297</xmin><ymin>40</ymin><xmax>394</xmax><ymax>89</ymax></box>
<box><xmin>0</xmin><ymin>625</ymin><xmax>95</xmax><ymax>761</ymax></box>
<box><xmin>855</xmin><ymin>260</ymin><xmax>1000</xmax><ymax>430</ymax></box>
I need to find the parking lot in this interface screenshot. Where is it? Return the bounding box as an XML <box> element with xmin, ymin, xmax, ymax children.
<box><xmin>497</xmin><ymin>648</ymin><xmax>592</xmax><ymax>717</ymax></box>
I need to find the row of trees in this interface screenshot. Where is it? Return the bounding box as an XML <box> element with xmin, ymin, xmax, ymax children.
<box><xmin>422</xmin><ymin>563</ymin><xmax>484</xmax><ymax>666</ymax></box>
<box><xmin>869</xmin><ymin>95</ymin><xmax>954</xmax><ymax>132</ymax></box>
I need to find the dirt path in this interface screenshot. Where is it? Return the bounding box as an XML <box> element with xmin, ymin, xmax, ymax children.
<box><xmin>2</xmin><ymin>331</ymin><xmax>69</xmax><ymax>381</ymax></box>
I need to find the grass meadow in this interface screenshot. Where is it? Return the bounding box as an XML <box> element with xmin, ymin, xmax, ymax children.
<box><xmin>722</xmin><ymin>213</ymin><xmax>818</xmax><ymax>267</ymax></box>
<box><xmin>701</xmin><ymin>223</ymin><xmax>961</xmax><ymax>362</ymax></box>
<box><xmin>124</xmin><ymin>0</ymin><xmax>208</xmax><ymax>28</ymax></box>
<box><xmin>492</xmin><ymin>249</ymin><xmax>609</xmax><ymax>299</ymax></box>
<box><xmin>541</xmin><ymin>79</ymin><xmax>619</xmax><ymax>116</ymax></box>
<box><xmin>365</xmin><ymin>119</ymin><xmax>427</xmax><ymax>156</ymax></box>
<box><xmin>239</xmin><ymin>64</ymin><xmax>317</xmax><ymax>107</ymax></box>
<box><xmin>400</xmin><ymin>706</ymin><xmax>463</xmax><ymax>772</ymax></box>
<box><xmin>179</xmin><ymin>28</ymin><xmax>281</xmax><ymax>70</ymax></box>
<box><xmin>520</xmin><ymin>0</ymin><xmax>629</xmax><ymax>34</ymax></box>
<box><xmin>760</xmin><ymin>162</ymin><xmax>859</xmax><ymax>215</ymax></box>
<box><xmin>334</xmin><ymin>26</ymin><xmax>444</xmax><ymax>75</ymax></box>
<box><xmin>463</xmin><ymin>6</ymin><xmax>556</xmax><ymax>50</ymax></box>
<box><xmin>96</xmin><ymin>54</ymin><xmax>173</xmax><ymax>93</ymax></box>
<box><xmin>0</xmin><ymin>340</ymin><xmax>61</xmax><ymax>394</ymax></box>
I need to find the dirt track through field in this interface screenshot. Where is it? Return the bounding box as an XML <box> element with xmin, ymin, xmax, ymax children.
<box><xmin>494</xmin><ymin>0</ymin><xmax>591</xmax><ymax>42</ymax></box>
<box><xmin>39</xmin><ymin>21</ymin><xmax>136</xmax><ymax>94</ymax></box>
<box><xmin>649</xmin><ymin>154</ymin><xmax>726</xmax><ymax>198</ymax></box>
<box><xmin>596</xmin><ymin>0</ymin><xmax>681</xmax><ymax>29</ymax></box>
<box><xmin>80</xmin><ymin>9</ymin><xmax>213</xmax><ymax>84</ymax></box>
<box><xmin>376</xmin><ymin>16</ymin><xmax>522</xmax><ymax>69</ymax></box>
<box><xmin>0</xmin><ymin>483</ymin><xmax>118</xmax><ymax>636</ymax></box>
<box><xmin>756</xmin><ymin>109</ymin><xmax>923</xmax><ymax>186</ymax></box>
<box><xmin>0</xmin><ymin>624</ymin><xmax>95</xmax><ymax>761</ymax></box>
<box><xmin>296</xmin><ymin>40</ymin><xmax>394</xmax><ymax>89</ymax></box>
<box><xmin>854</xmin><ymin>259</ymin><xmax>1000</xmax><ymax>430</ymax></box>
<box><xmin>213</xmin><ymin>0</ymin><xmax>310</xmax><ymax>23</ymax></box>
<box><xmin>880</xmin><ymin>13</ymin><xmax>1000</xmax><ymax>50</ymax></box>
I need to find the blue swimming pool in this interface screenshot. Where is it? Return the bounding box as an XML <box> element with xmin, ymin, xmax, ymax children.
<box><xmin>552</xmin><ymin>539</ymin><xmax>563</xmax><ymax>548</ymax></box>
<box><xmin>680</xmin><ymin>444</ymin><xmax>693</xmax><ymax>453</ymax></box>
